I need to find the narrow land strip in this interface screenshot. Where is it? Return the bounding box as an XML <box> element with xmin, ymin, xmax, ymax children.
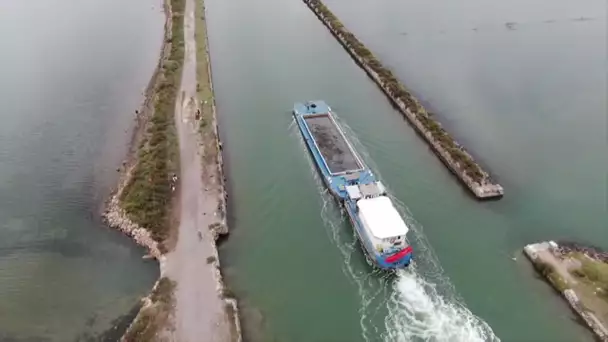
<box><xmin>103</xmin><ymin>0</ymin><xmax>240</xmax><ymax>339</ymax></box>
<box><xmin>103</xmin><ymin>0</ymin><xmax>182</xmax><ymax>338</ymax></box>
<box><xmin>163</xmin><ymin>0</ymin><xmax>240</xmax><ymax>339</ymax></box>
<box><xmin>303</xmin><ymin>0</ymin><xmax>504</xmax><ymax>199</ymax></box>
<box><xmin>524</xmin><ymin>241</ymin><xmax>608</xmax><ymax>341</ymax></box>
<box><xmin>118</xmin><ymin>0</ymin><xmax>184</xmax><ymax>246</ymax></box>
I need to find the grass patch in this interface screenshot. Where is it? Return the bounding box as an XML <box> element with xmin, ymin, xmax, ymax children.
<box><xmin>194</xmin><ymin>0</ymin><xmax>219</xmax><ymax>165</ymax></box>
<box><xmin>305</xmin><ymin>0</ymin><xmax>488</xmax><ymax>183</ymax></box>
<box><xmin>150</xmin><ymin>277</ymin><xmax>177</xmax><ymax>304</ymax></box>
<box><xmin>120</xmin><ymin>0</ymin><xmax>186</xmax><ymax>245</ymax></box>
<box><xmin>570</xmin><ymin>253</ymin><xmax>608</xmax><ymax>300</ymax></box>
<box><xmin>547</xmin><ymin>272</ymin><xmax>569</xmax><ymax>292</ymax></box>
<box><xmin>534</xmin><ymin>260</ymin><xmax>569</xmax><ymax>292</ymax></box>
<box><xmin>124</xmin><ymin>277</ymin><xmax>176</xmax><ymax>342</ymax></box>
<box><xmin>572</xmin><ymin>268</ymin><xmax>587</xmax><ymax>278</ymax></box>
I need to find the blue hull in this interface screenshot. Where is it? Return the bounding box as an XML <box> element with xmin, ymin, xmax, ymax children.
<box><xmin>293</xmin><ymin>101</ymin><xmax>412</xmax><ymax>270</ymax></box>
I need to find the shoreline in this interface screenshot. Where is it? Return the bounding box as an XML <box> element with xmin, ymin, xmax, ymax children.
<box><xmin>102</xmin><ymin>0</ymin><xmax>241</xmax><ymax>339</ymax></box>
<box><xmin>103</xmin><ymin>0</ymin><xmax>173</xmax><ymax>268</ymax></box>
<box><xmin>303</xmin><ymin>0</ymin><xmax>504</xmax><ymax>200</ymax></box>
<box><xmin>103</xmin><ymin>0</ymin><xmax>175</xmax><ymax>257</ymax></box>
<box><xmin>524</xmin><ymin>241</ymin><xmax>608</xmax><ymax>341</ymax></box>
<box><xmin>191</xmin><ymin>0</ymin><xmax>242</xmax><ymax>337</ymax></box>
<box><xmin>102</xmin><ymin>0</ymin><xmax>173</xmax><ymax>339</ymax></box>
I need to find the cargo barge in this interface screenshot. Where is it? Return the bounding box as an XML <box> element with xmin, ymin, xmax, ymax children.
<box><xmin>293</xmin><ymin>100</ymin><xmax>413</xmax><ymax>269</ymax></box>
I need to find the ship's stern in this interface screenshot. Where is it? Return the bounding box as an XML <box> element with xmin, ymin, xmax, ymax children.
<box><xmin>376</xmin><ymin>246</ymin><xmax>413</xmax><ymax>269</ymax></box>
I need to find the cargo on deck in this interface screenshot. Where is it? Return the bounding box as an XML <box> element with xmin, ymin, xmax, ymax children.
<box><xmin>303</xmin><ymin>114</ymin><xmax>363</xmax><ymax>174</ymax></box>
<box><xmin>293</xmin><ymin>100</ymin><xmax>413</xmax><ymax>270</ymax></box>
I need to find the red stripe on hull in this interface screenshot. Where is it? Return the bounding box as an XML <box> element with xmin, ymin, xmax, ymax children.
<box><xmin>385</xmin><ymin>246</ymin><xmax>413</xmax><ymax>263</ymax></box>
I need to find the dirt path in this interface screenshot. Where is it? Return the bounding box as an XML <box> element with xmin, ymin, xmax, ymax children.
<box><xmin>163</xmin><ymin>0</ymin><xmax>232</xmax><ymax>340</ymax></box>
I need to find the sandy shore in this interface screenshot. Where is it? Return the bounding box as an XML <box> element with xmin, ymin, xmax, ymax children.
<box><xmin>102</xmin><ymin>0</ymin><xmax>240</xmax><ymax>340</ymax></box>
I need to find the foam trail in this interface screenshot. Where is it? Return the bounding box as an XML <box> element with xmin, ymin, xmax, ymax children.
<box><xmin>384</xmin><ymin>268</ymin><xmax>499</xmax><ymax>342</ymax></box>
<box><xmin>289</xmin><ymin>115</ymin><xmax>500</xmax><ymax>342</ymax></box>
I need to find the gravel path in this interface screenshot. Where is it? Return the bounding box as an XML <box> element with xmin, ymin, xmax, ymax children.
<box><xmin>163</xmin><ymin>0</ymin><xmax>231</xmax><ymax>339</ymax></box>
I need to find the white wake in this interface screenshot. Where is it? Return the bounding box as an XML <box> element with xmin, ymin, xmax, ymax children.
<box><xmin>384</xmin><ymin>267</ymin><xmax>498</xmax><ymax>342</ymax></box>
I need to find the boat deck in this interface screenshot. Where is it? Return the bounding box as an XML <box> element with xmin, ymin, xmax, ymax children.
<box><xmin>304</xmin><ymin>114</ymin><xmax>362</xmax><ymax>174</ymax></box>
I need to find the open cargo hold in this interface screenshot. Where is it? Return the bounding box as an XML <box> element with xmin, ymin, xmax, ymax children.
<box><xmin>303</xmin><ymin>114</ymin><xmax>363</xmax><ymax>174</ymax></box>
<box><xmin>293</xmin><ymin>101</ymin><xmax>413</xmax><ymax>270</ymax></box>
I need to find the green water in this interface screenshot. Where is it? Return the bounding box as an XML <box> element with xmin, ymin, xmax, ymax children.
<box><xmin>0</xmin><ymin>0</ymin><xmax>164</xmax><ymax>340</ymax></box>
<box><xmin>207</xmin><ymin>0</ymin><xmax>606</xmax><ymax>340</ymax></box>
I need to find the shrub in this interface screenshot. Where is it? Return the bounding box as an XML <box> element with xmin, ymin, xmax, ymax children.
<box><xmin>121</xmin><ymin>0</ymin><xmax>185</xmax><ymax>242</ymax></box>
<box><xmin>124</xmin><ymin>277</ymin><xmax>176</xmax><ymax>342</ymax></box>
<box><xmin>571</xmin><ymin>268</ymin><xmax>586</xmax><ymax>278</ymax></box>
<box><xmin>548</xmin><ymin>272</ymin><xmax>569</xmax><ymax>292</ymax></box>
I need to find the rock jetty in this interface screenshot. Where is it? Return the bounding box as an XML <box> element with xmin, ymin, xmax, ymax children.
<box><xmin>524</xmin><ymin>241</ymin><xmax>608</xmax><ymax>341</ymax></box>
<box><xmin>303</xmin><ymin>0</ymin><xmax>504</xmax><ymax>199</ymax></box>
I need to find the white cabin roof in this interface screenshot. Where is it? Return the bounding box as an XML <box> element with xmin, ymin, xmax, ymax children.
<box><xmin>357</xmin><ymin>196</ymin><xmax>409</xmax><ymax>239</ymax></box>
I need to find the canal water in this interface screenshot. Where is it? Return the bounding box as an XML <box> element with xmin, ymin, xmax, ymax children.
<box><xmin>0</xmin><ymin>0</ymin><xmax>164</xmax><ymax>340</ymax></box>
<box><xmin>207</xmin><ymin>0</ymin><xmax>606</xmax><ymax>340</ymax></box>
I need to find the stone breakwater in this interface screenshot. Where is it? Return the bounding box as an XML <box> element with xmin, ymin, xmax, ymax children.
<box><xmin>103</xmin><ymin>166</ymin><xmax>168</xmax><ymax>341</ymax></box>
<box><xmin>524</xmin><ymin>241</ymin><xmax>608</xmax><ymax>341</ymax></box>
<box><xmin>558</xmin><ymin>241</ymin><xmax>608</xmax><ymax>263</ymax></box>
<box><xmin>197</xmin><ymin>0</ymin><xmax>242</xmax><ymax>337</ymax></box>
<box><xmin>303</xmin><ymin>0</ymin><xmax>504</xmax><ymax>199</ymax></box>
<box><xmin>104</xmin><ymin>179</ymin><xmax>163</xmax><ymax>261</ymax></box>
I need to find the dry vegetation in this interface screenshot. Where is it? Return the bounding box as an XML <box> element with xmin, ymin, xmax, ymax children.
<box><xmin>120</xmin><ymin>0</ymin><xmax>186</xmax><ymax>246</ymax></box>
<box><xmin>194</xmin><ymin>0</ymin><xmax>220</xmax><ymax>168</ymax></box>
<box><xmin>570</xmin><ymin>252</ymin><xmax>608</xmax><ymax>302</ymax></box>
<box><xmin>534</xmin><ymin>259</ymin><xmax>569</xmax><ymax>292</ymax></box>
<box><xmin>123</xmin><ymin>277</ymin><xmax>176</xmax><ymax>342</ymax></box>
